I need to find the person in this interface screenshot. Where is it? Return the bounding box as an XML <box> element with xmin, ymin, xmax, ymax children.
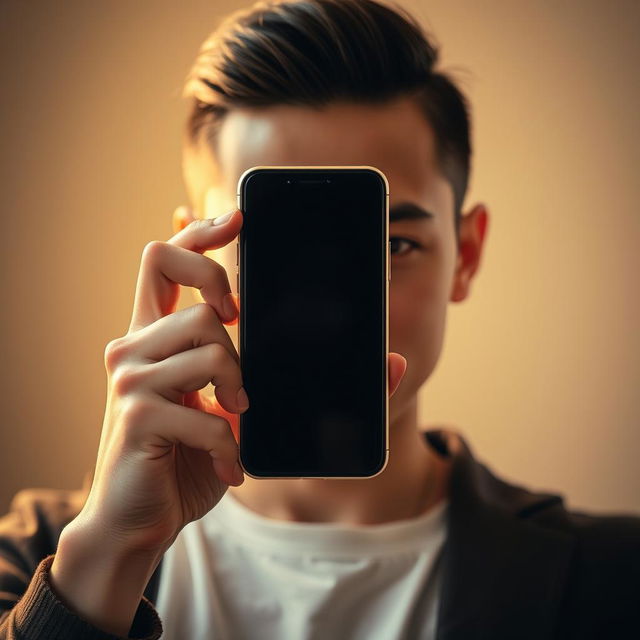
<box><xmin>1</xmin><ymin>0</ymin><xmax>638</xmax><ymax>638</ymax></box>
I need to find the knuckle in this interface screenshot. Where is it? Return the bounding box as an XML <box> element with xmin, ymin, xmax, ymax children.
<box><xmin>211</xmin><ymin>258</ymin><xmax>227</xmax><ymax>280</ymax></box>
<box><xmin>141</xmin><ymin>240</ymin><xmax>165</xmax><ymax>262</ymax></box>
<box><xmin>119</xmin><ymin>396</ymin><xmax>156</xmax><ymax>434</ymax></box>
<box><xmin>110</xmin><ymin>363</ymin><xmax>146</xmax><ymax>396</ymax></box>
<box><xmin>192</xmin><ymin>302</ymin><xmax>217</xmax><ymax>325</ymax></box>
<box><xmin>104</xmin><ymin>337</ymin><xmax>130</xmax><ymax>371</ymax></box>
<box><xmin>210</xmin><ymin>416</ymin><xmax>238</xmax><ymax>450</ymax></box>
<box><xmin>197</xmin><ymin>251</ymin><xmax>226</xmax><ymax>282</ymax></box>
<box><xmin>203</xmin><ymin>341</ymin><xmax>228</xmax><ymax>367</ymax></box>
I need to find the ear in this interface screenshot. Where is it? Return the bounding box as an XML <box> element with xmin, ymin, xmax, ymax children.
<box><xmin>450</xmin><ymin>203</ymin><xmax>489</xmax><ymax>303</ymax></box>
<box><xmin>172</xmin><ymin>205</ymin><xmax>198</xmax><ymax>235</ymax></box>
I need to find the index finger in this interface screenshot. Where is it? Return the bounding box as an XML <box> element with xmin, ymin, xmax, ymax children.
<box><xmin>169</xmin><ymin>208</ymin><xmax>242</xmax><ymax>255</ymax></box>
<box><xmin>128</xmin><ymin>207</ymin><xmax>242</xmax><ymax>333</ymax></box>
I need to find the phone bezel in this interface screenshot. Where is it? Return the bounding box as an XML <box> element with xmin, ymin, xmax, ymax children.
<box><xmin>235</xmin><ymin>165</ymin><xmax>390</xmax><ymax>480</ymax></box>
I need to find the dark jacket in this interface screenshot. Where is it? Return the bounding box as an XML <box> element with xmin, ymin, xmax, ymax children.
<box><xmin>1</xmin><ymin>428</ymin><xmax>638</xmax><ymax>639</ymax></box>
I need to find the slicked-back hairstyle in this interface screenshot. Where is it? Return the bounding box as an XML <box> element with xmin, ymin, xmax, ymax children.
<box><xmin>182</xmin><ymin>0</ymin><xmax>472</xmax><ymax>234</ymax></box>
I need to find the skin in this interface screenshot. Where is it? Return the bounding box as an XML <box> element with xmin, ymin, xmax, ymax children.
<box><xmin>175</xmin><ymin>95</ymin><xmax>489</xmax><ymax>525</ymax></box>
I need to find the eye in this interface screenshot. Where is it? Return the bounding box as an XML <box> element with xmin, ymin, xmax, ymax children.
<box><xmin>390</xmin><ymin>236</ymin><xmax>421</xmax><ymax>257</ymax></box>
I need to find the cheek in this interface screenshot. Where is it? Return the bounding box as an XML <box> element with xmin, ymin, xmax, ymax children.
<box><xmin>389</xmin><ymin>243</ymin><xmax>456</xmax><ymax>378</ymax></box>
<box><xmin>391</xmin><ymin>286</ymin><xmax>443</xmax><ymax>376</ymax></box>
<box><xmin>390</xmin><ymin>262</ymin><xmax>449</xmax><ymax>337</ymax></box>
<box><xmin>388</xmin><ymin>261</ymin><xmax>451</xmax><ymax>394</ymax></box>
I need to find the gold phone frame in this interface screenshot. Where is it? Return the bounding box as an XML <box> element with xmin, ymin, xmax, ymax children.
<box><xmin>235</xmin><ymin>165</ymin><xmax>390</xmax><ymax>480</ymax></box>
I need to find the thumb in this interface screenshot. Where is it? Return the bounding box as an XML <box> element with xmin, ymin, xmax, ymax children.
<box><xmin>388</xmin><ymin>352</ymin><xmax>408</xmax><ymax>398</ymax></box>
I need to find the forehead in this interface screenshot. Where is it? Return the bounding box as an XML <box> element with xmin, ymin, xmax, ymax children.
<box><xmin>214</xmin><ymin>95</ymin><xmax>452</xmax><ymax>214</ymax></box>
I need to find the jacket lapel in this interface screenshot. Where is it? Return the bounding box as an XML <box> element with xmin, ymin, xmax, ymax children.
<box><xmin>427</xmin><ymin>429</ymin><xmax>575</xmax><ymax>640</ymax></box>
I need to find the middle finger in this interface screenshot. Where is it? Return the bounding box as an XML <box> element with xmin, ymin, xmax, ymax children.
<box><xmin>128</xmin><ymin>302</ymin><xmax>240</xmax><ymax>366</ymax></box>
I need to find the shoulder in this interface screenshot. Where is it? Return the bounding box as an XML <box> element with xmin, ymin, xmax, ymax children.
<box><xmin>433</xmin><ymin>424</ymin><xmax>640</xmax><ymax>552</ymax></box>
<box><xmin>528</xmin><ymin>500</ymin><xmax>640</xmax><ymax>635</ymax></box>
<box><xmin>483</xmin><ymin>454</ymin><xmax>640</xmax><ymax>583</ymax></box>
<box><xmin>531</xmin><ymin>497</ymin><xmax>640</xmax><ymax>572</ymax></box>
<box><xmin>0</xmin><ymin>476</ymin><xmax>91</xmax><ymax>576</ymax></box>
<box><xmin>433</xmin><ymin>426</ymin><xmax>640</xmax><ymax>634</ymax></box>
<box><xmin>534</xmin><ymin>497</ymin><xmax>640</xmax><ymax>535</ymax></box>
<box><xmin>482</xmin><ymin>458</ymin><xmax>640</xmax><ymax>634</ymax></box>
<box><xmin>0</xmin><ymin>479</ymin><xmax>90</xmax><ymax>611</ymax></box>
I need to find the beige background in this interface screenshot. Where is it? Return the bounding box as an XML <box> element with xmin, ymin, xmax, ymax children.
<box><xmin>0</xmin><ymin>0</ymin><xmax>638</xmax><ymax>515</ymax></box>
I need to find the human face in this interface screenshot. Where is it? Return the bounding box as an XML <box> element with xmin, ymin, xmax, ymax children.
<box><xmin>180</xmin><ymin>95</ymin><xmax>487</xmax><ymax>425</ymax></box>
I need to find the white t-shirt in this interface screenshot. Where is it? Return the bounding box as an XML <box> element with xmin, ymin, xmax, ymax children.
<box><xmin>155</xmin><ymin>490</ymin><xmax>449</xmax><ymax>640</ymax></box>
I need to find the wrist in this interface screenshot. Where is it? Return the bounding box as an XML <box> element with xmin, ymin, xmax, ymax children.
<box><xmin>50</xmin><ymin>518</ymin><xmax>163</xmax><ymax>637</ymax></box>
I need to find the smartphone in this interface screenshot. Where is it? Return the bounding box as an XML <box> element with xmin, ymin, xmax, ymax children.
<box><xmin>235</xmin><ymin>166</ymin><xmax>389</xmax><ymax>479</ymax></box>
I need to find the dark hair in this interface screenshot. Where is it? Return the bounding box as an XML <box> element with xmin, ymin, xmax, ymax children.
<box><xmin>182</xmin><ymin>0</ymin><xmax>472</xmax><ymax>237</ymax></box>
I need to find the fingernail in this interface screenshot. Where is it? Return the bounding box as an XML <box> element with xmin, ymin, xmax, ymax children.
<box><xmin>223</xmin><ymin>292</ymin><xmax>238</xmax><ymax>320</ymax></box>
<box><xmin>233</xmin><ymin>461</ymin><xmax>245</xmax><ymax>484</ymax></box>
<box><xmin>236</xmin><ymin>387</ymin><xmax>249</xmax><ymax>411</ymax></box>
<box><xmin>212</xmin><ymin>210</ymin><xmax>236</xmax><ymax>226</ymax></box>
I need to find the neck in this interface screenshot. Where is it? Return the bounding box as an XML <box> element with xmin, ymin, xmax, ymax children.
<box><xmin>227</xmin><ymin>396</ymin><xmax>451</xmax><ymax>525</ymax></box>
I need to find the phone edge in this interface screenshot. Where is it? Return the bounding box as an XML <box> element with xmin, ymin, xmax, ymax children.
<box><xmin>235</xmin><ymin>165</ymin><xmax>390</xmax><ymax>480</ymax></box>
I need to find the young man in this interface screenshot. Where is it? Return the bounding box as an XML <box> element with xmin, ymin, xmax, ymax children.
<box><xmin>1</xmin><ymin>1</ymin><xmax>638</xmax><ymax>639</ymax></box>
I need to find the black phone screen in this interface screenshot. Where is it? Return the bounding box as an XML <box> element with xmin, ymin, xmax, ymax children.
<box><xmin>237</xmin><ymin>167</ymin><xmax>388</xmax><ymax>478</ymax></box>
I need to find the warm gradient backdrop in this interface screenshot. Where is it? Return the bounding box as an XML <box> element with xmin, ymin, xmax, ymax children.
<box><xmin>1</xmin><ymin>0</ymin><xmax>638</xmax><ymax>515</ymax></box>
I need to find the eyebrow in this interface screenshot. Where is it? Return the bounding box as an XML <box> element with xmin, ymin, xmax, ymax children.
<box><xmin>389</xmin><ymin>202</ymin><xmax>435</xmax><ymax>222</ymax></box>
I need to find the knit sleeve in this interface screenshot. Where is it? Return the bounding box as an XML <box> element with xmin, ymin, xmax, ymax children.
<box><xmin>0</xmin><ymin>554</ymin><xmax>163</xmax><ymax>640</ymax></box>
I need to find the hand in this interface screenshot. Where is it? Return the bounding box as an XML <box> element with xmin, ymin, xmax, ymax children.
<box><xmin>73</xmin><ymin>209</ymin><xmax>249</xmax><ymax>556</ymax></box>
<box><xmin>71</xmin><ymin>207</ymin><xmax>408</xmax><ymax>557</ymax></box>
